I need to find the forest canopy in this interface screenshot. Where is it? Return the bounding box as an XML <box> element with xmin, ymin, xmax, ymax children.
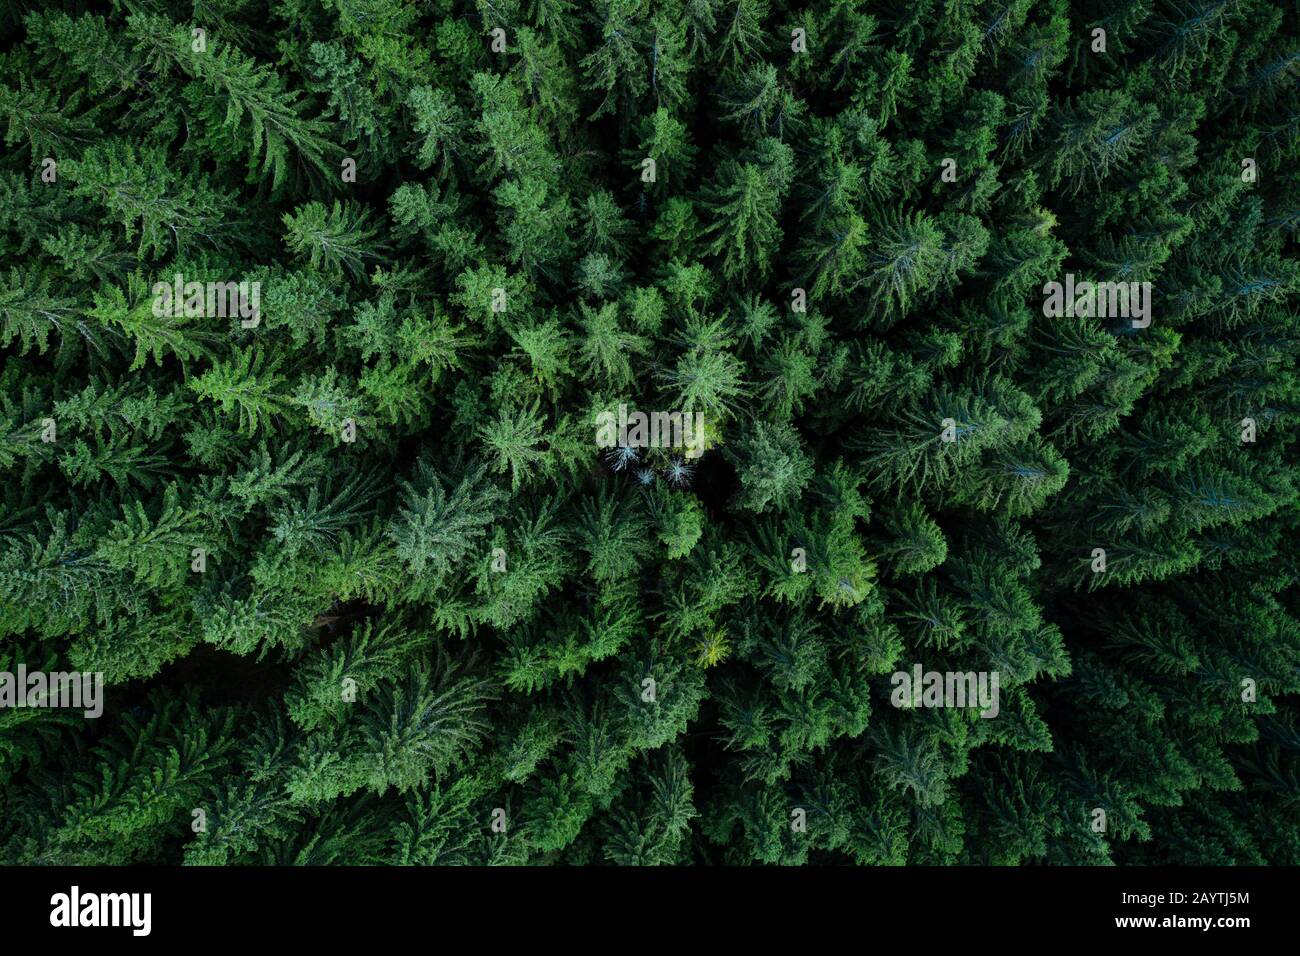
<box><xmin>0</xmin><ymin>0</ymin><xmax>1298</xmax><ymax>865</ymax></box>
